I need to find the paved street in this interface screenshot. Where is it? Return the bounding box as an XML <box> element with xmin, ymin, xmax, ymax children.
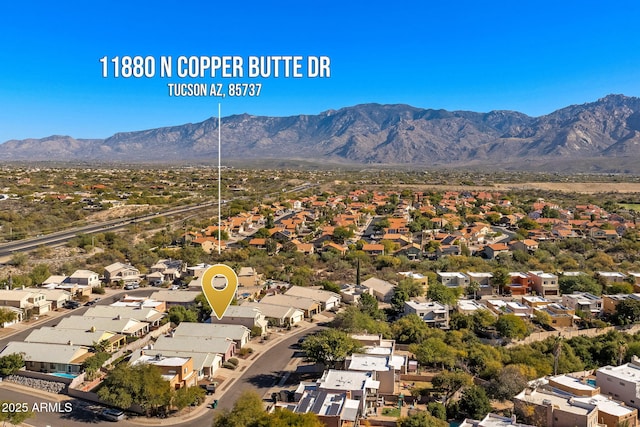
<box><xmin>0</xmin><ymin>315</ymin><xmax>324</xmax><ymax>427</ymax></box>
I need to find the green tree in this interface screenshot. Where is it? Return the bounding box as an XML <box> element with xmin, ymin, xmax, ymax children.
<box><xmin>97</xmin><ymin>363</ymin><xmax>172</xmax><ymax>416</ymax></box>
<box><xmin>397</xmin><ymin>411</ymin><xmax>448</xmax><ymax>427</ymax></box>
<box><xmin>331</xmin><ymin>306</ymin><xmax>390</xmax><ymax>336</ymax></box>
<box><xmin>301</xmin><ymin>329</ymin><xmax>362</xmax><ymax>368</ymax></box>
<box><xmin>212</xmin><ymin>390</ymin><xmax>267</xmax><ymax>427</ymax></box>
<box><xmin>0</xmin><ymin>401</ymin><xmax>34</xmax><ymax>426</ymax></box>
<box><xmin>432</xmin><ymin>370</ymin><xmax>473</xmax><ymax>404</ymax></box>
<box><xmin>487</xmin><ymin>364</ymin><xmax>529</xmax><ymax>400</ymax></box>
<box><xmin>409</xmin><ymin>337</ymin><xmax>457</xmax><ymax>369</ymax></box>
<box><xmin>0</xmin><ymin>353</ymin><xmax>24</xmax><ymax>376</ymax></box>
<box><xmin>82</xmin><ymin>352</ymin><xmax>110</xmax><ymax>380</ymax></box>
<box><xmin>358</xmin><ymin>292</ymin><xmax>385</xmax><ymax>320</ymax></box>
<box><xmin>615</xmin><ymin>299</ymin><xmax>640</xmax><ymax>325</ymax></box>
<box><xmin>333</xmin><ymin>226</ymin><xmax>354</xmax><ymax>244</ymax></box>
<box><xmin>492</xmin><ymin>268</ymin><xmax>510</xmax><ymax>295</ymax></box>
<box><xmin>559</xmin><ymin>274</ymin><xmax>602</xmax><ymax>295</ymax></box>
<box><xmin>257</xmin><ymin>409</ymin><xmax>324</xmax><ymax>427</ymax></box>
<box><xmin>459</xmin><ymin>385</ymin><xmax>492</xmax><ymax>420</ymax></box>
<box><xmin>496</xmin><ymin>314</ymin><xmax>530</xmax><ymax>340</ymax></box>
<box><xmin>168</xmin><ymin>305</ymin><xmax>198</xmax><ymax>325</ymax></box>
<box><xmin>391</xmin><ymin>314</ymin><xmax>432</xmax><ymax>344</ymax></box>
<box><xmin>29</xmin><ymin>263</ymin><xmax>51</xmax><ymax>285</ymax></box>
<box><xmin>173</xmin><ymin>385</ymin><xmax>205</xmax><ymax>409</ymax></box>
<box><xmin>0</xmin><ymin>308</ymin><xmax>18</xmax><ymax>328</ymax></box>
<box><xmin>427</xmin><ymin>282</ymin><xmax>460</xmax><ymax>305</ymax></box>
<box><xmin>254</xmin><ymin>227</ymin><xmax>271</xmax><ymax>238</ymax></box>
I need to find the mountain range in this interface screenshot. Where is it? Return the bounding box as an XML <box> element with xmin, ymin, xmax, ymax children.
<box><xmin>2</xmin><ymin>94</ymin><xmax>640</xmax><ymax>172</ymax></box>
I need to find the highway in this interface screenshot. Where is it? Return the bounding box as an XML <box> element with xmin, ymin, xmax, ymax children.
<box><xmin>0</xmin><ymin>202</ymin><xmax>217</xmax><ymax>258</ymax></box>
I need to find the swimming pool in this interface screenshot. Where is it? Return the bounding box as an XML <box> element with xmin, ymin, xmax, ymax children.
<box><xmin>50</xmin><ymin>372</ymin><xmax>78</xmax><ymax>379</ymax></box>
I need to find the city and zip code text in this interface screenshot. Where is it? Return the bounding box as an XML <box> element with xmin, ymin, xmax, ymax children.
<box><xmin>167</xmin><ymin>83</ymin><xmax>262</xmax><ymax>97</ymax></box>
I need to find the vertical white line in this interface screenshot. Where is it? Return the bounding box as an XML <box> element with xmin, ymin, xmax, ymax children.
<box><xmin>218</xmin><ymin>103</ymin><xmax>221</xmax><ymax>255</ymax></box>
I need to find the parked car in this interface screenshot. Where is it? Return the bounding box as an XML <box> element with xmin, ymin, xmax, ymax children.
<box><xmin>63</xmin><ymin>300</ymin><xmax>80</xmax><ymax>309</ymax></box>
<box><xmin>100</xmin><ymin>408</ymin><xmax>125</xmax><ymax>421</ymax></box>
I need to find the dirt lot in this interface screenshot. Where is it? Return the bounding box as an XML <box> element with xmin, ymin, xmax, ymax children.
<box><xmin>493</xmin><ymin>182</ymin><xmax>640</xmax><ymax>194</ymax></box>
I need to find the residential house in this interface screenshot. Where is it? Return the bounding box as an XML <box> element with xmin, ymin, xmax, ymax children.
<box><xmin>346</xmin><ymin>353</ymin><xmax>404</xmax><ymax>394</ymax></box>
<box><xmin>602</xmin><ymin>294</ymin><xmax>640</xmax><ymax>315</ymax></box>
<box><xmin>456</xmin><ymin>299</ymin><xmax>490</xmax><ymax>316</ymax></box>
<box><xmin>132</xmin><ymin>354</ymin><xmax>198</xmax><ymax>389</ymax></box>
<box><xmin>362</xmin><ymin>243</ymin><xmax>385</xmax><ymax>256</ymax></box>
<box><xmin>84</xmin><ymin>305</ymin><xmax>165</xmax><ymax>327</ymax></box>
<box><xmin>437</xmin><ymin>271</ymin><xmax>470</xmax><ymax>288</ymax></box>
<box><xmin>514</xmin><ymin>375</ymin><xmax>637</xmax><ymax>427</ymax></box>
<box><xmin>192</xmin><ymin>237</ymin><xmax>226</xmax><ymax>253</ymax></box>
<box><xmin>110</xmin><ymin>296</ymin><xmax>166</xmax><ymax>312</ymax></box>
<box><xmin>534</xmin><ymin>303</ymin><xmax>575</xmax><ymax>328</ymax></box>
<box><xmin>291</xmin><ymin>389</ymin><xmax>360</xmax><ymax>427</ymax></box>
<box><xmin>521</xmin><ymin>296</ymin><xmax>552</xmax><ymax>308</ymax></box>
<box><xmin>237</xmin><ymin>267</ymin><xmax>261</xmax><ymax>287</ymax></box>
<box><xmin>313</xmin><ymin>369</ymin><xmax>380</xmax><ymax>415</ymax></box>
<box><xmin>404</xmin><ymin>301</ymin><xmax>449</xmax><ymax>329</ymax></box>
<box><xmin>630</xmin><ymin>272</ymin><xmax>640</xmax><ymax>292</ymax></box>
<box><xmin>514</xmin><ymin>388</ymin><xmax>597</xmax><ymax>427</ymax></box>
<box><xmin>509</xmin><ymin>239</ymin><xmax>539</xmax><ymax>253</ymax></box>
<box><xmin>561</xmin><ymin>292</ymin><xmax>602</xmax><ymax>317</ymax></box>
<box><xmin>527</xmin><ymin>271</ymin><xmax>559</xmax><ymax>297</ymax></box>
<box><xmin>132</xmin><ymin>349</ymin><xmax>222</xmax><ymax>381</ymax></box>
<box><xmin>597</xmin><ymin>356</ymin><xmax>640</xmax><ymax>410</ymax></box>
<box><xmin>483</xmin><ymin>243</ymin><xmax>510</xmax><ymax>260</ymax></box>
<box><xmin>285</xmin><ymin>286</ymin><xmax>341</xmax><ymax>311</ymax></box>
<box><xmin>459</xmin><ymin>413</ymin><xmax>535</xmax><ymax>427</ymax></box>
<box><xmin>486</xmin><ymin>300</ymin><xmax>532</xmax><ymax>318</ymax></box>
<box><xmin>149</xmin><ymin>290</ymin><xmax>201</xmax><ymax>309</ymax></box>
<box><xmin>466</xmin><ymin>272</ymin><xmax>494</xmax><ymax>296</ymax></box>
<box><xmin>103</xmin><ymin>262</ymin><xmax>140</xmax><ymax>285</ymax></box>
<box><xmin>173</xmin><ymin>322</ymin><xmax>251</xmax><ymax>349</ymax></box>
<box><xmin>56</xmin><ymin>315</ymin><xmax>149</xmax><ymax>337</ymax></box>
<box><xmin>0</xmin><ymin>341</ymin><xmax>91</xmax><ymax>374</ymax></box>
<box><xmin>153</xmin><ymin>335</ymin><xmax>235</xmax><ymax>362</ymax></box>
<box><xmin>24</xmin><ymin>327</ymin><xmax>125</xmax><ymax>351</ymax></box>
<box><xmin>360</xmin><ymin>277</ymin><xmax>395</xmax><ymax>303</ymax></box>
<box><xmin>242</xmin><ymin>301</ymin><xmax>304</xmax><ymax>327</ymax></box>
<box><xmin>149</xmin><ymin>259</ymin><xmax>183</xmax><ymax>281</ymax></box>
<box><xmin>68</xmin><ymin>269</ymin><xmax>101</xmax><ymax>288</ymax></box>
<box><xmin>321</xmin><ymin>242</ymin><xmax>348</xmax><ymax>256</ymax></box>
<box><xmin>398</xmin><ymin>272</ymin><xmax>428</xmax><ymax>288</ymax></box>
<box><xmin>260</xmin><ymin>294</ymin><xmax>322</xmax><ymax>318</ymax></box>
<box><xmin>507</xmin><ymin>272</ymin><xmax>530</xmax><ymax>295</ymax></box>
<box><xmin>209</xmin><ymin>305</ymin><xmax>268</xmax><ymax>335</ymax></box>
<box><xmin>0</xmin><ymin>289</ymin><xmax>51</xmax><ymax>316</ymax></box>
<box><xmin>597</xmin><ymin>271</ymin><xmax>627</xmax><ymax>284</ymax></box>
<box><xmin>35</xmin><ymin>289</ymin><xmax>71</xmax><ymax>310</ymax></box>
<box><xmin>339</xmin><ymin>283</ymin><xmax>373</xmax><ymax>305</ymax></box>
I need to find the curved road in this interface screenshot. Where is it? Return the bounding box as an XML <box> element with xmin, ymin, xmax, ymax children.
<box><xmin>0</xmin><ymin>321</ymin><xmax>323</xmax><ymax>427</ymax></box>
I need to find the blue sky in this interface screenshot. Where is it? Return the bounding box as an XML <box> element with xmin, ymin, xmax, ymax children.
<box><xmin>1</xmin><ymin>0</ymin><xmax>639</xmax><ymax>143</ymax></box>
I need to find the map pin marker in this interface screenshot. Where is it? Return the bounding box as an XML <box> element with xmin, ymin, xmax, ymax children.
<box><xmin>201</xmin><ymin>264</ymin><xmax>238</xmax><ymax>320</ymax></box>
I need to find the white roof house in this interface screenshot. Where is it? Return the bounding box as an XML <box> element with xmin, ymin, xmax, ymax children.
<box><xmin>360</xmin><ymin>278</ymin><xmax>395</xmax><ymax>303</ymax></box>
<box><xmin>173</xmin><ymin>322</ymin><xmax>251</xmax><ymax>348</ymax></box>
<box><xmin>242</xmin><ymin>301</ymin><xmax>304</xmax><ymax>327</ymax></box>
<box><xmin>0</xmin><ymin>341</ymin><xmax>90</xmax><ymax>373</ymax></box>
<box><xmin>285</xmin><ymin>286</ymin><xmax>341</xmax><ymax>310</ymax></box>
<box><xmin>69</xmin><ymin>269</ymin><xmax>101</xmax><ymax>287</ymax></box>
<box><xmin>84</xmin><ymin>306</ymin><xmax>165</xmax><ymax>325</ymax></box>
<box><xmin>55</xmin><ymin>315</ymin><xmax>150</xmax><ymax>336</ymax></box>
<box><xmin>404</xmin><ymin>300</ymin><xmax>449</xmax><ymax>329</ymax></box>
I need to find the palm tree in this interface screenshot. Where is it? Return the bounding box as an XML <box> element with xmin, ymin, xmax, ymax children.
<box><xmin>552</xmin><ymin>335</ymin><xmax>563</xmax><ymax>375</ymax></box>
